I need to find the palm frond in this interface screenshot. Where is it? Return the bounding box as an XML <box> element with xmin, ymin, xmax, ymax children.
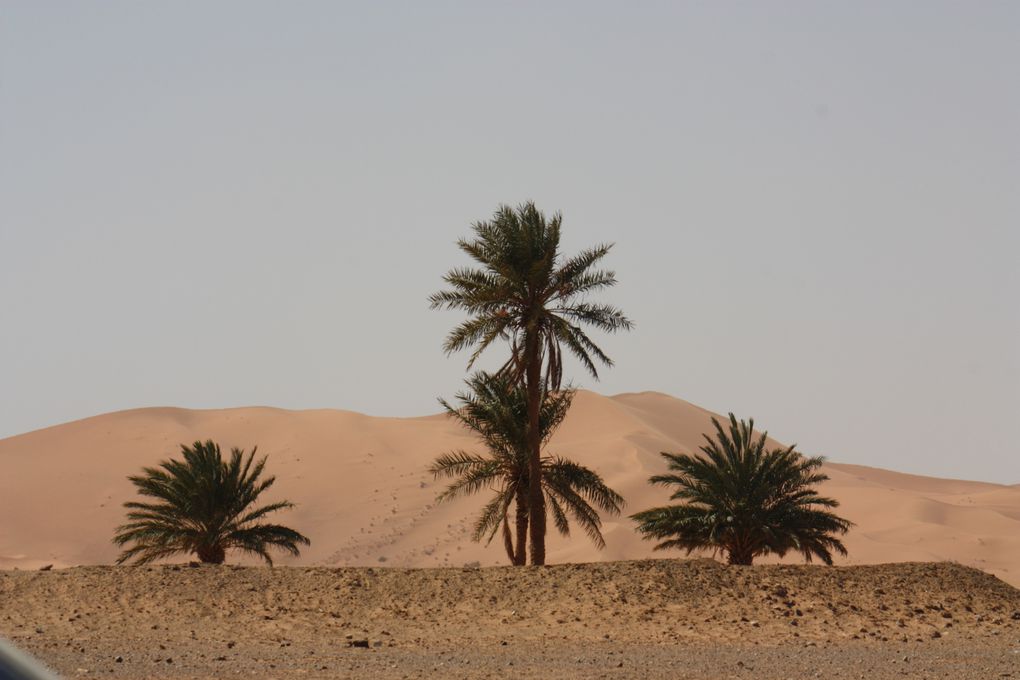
<box><xmin>113</xmin><ymin>440</ymin><xmax>309</xmax><ymax>565</ymax></box>
<box><xmin>631</xmin><ymin>414</ymin><xmax>853</xmax><ymax>565</ymax></box>
<box><xmin>431</xmin><ymin>371</ymin><xmax>622</xmax><ymax>562</ymax></box>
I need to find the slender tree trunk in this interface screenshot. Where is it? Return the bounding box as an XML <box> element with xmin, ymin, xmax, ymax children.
<box><xmin>525</xmin><ymin>331</ymin><xmax>546</xmax><ymax>566</ymax></box>
<box><xmin>514</xmin><ymin>485</ymin><xmax>529</xmax><ymax>566</ymax></box>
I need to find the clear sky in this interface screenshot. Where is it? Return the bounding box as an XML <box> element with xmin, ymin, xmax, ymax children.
<box><xmin>1</xmin><ymin>2</ymin><xmax>1017</xmax><ymax>482</ymax></box>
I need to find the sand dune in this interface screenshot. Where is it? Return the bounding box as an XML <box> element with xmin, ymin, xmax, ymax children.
<box><xmin>2</xmin><ymin>391</ymin><xmax>1018</xmax><ymax>585</ymax></box>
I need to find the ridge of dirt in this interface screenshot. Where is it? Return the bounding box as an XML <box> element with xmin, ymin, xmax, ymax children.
<box><xmin>3</xmin><ymin>559</ymin><xmax>1019</xmax><ymax>679</ymax></box>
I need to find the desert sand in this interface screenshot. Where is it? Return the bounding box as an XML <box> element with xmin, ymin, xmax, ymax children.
<box><xmin>1</xmin><ymin>390</ymin><xmax>1019</xmax><ymax>586</ymax></box>
<box><xmin>2</xmin><ymin>560</ymin><xmax>1019</xmax><ymax>679</ymax></box>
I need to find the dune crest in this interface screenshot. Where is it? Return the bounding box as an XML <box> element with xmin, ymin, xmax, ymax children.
<box><xmin>2</xmin><ymin>391</ymin><xmax>1019</xmax><ymax>585</ymax></box>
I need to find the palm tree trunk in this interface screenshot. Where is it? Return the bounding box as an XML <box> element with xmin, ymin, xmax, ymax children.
<box><xmin>525</xmin><ymin>331</ymin><xmax>546</xmax><ymax>566</ymax></box>
<box><xmin>727</xmin><ymin>551</ymin><xmax>753</xmax><ymax>566</ymax></box>
<box><xmin>514</xmin><ymin>485</ymin><xmax>529</xmax><ymax>566</ymax></box>
<box><xmin>197</xmin><ymin>544</ymin><xmax>225</xmax><ymax>564</ymax></box>
<box><xmin>726</xmin><ymin>537</ymin><xmax>754</xmax><ymax>565</ymax></box>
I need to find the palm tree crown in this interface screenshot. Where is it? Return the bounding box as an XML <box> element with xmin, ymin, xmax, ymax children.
<box><xmin>631</xmin><ymin>414</ymin><xmax>852</xmax><ymax>566</ymax></box>
<box><xmin>428</xmin><ymin>202</ymin><xmax>631</xmax><ymax>387</ymax></box>
<box><xmin>430</xmin><ymin>372</ymin><xmax>624</xmax><ymax>565</ymax></box>
<box><xmin>430</xmin><ymin>202</ymin><xmax>632</xmax><ymax>565</ymax></box>
<box><xmin>113</xmin><ymin>440</ymin><xmax>310</xmax><ymax>565</ymax></box>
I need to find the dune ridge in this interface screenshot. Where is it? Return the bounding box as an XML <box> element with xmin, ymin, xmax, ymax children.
<box><xmin>2</xmin><ymin>390</ymin><xmax>1019</xmax><ymax>586</ymax></box>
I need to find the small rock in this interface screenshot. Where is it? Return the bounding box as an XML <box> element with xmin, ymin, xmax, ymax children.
<box><xmin>39</xmin><ymin>564</ymin><xmax>53</xmax><ymax>571</ymax></box>
<box><xmin>349</xmin><ymin>639</ymin><xmax>370</xmax><ymax>648</ymax></box>
<box><xmin>114</xmin><ymin>656</ymin><xmax>123</xmax><ymax>663</ymax></box>
<box><xmin>930</xmin><ymin>630</ymin><xmax>942</xmax><ymax>639</ymax></box>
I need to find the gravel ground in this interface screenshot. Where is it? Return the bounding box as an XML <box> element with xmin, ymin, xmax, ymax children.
<box><xmin>3</xmin><ymin>559</ymin><xmax>1019</xmax><ymax>679</ymax></box>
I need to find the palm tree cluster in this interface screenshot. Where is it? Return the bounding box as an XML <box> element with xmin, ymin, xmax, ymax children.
<box><xmin>430</xmin><ymin>372</ymin><xmax>623</xmax><ymax>565</ymax></box>
<box><xmin>430</xmin><ymin>202</ymin><xmax>633</xmax><ymax>564</ymax></box>
<box><xmin>631</xmin><ymin>414</ymin><xmax>852</xmax><ymax>566</ymax></box>
<box><xmin>110</xmin><ymin>200</ymin><xmax>852</xmax><ymax>570</ymax></box>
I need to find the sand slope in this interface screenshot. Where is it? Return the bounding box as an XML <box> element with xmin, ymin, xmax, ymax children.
<box><xmin>2</xmin><ymin>391</ymin><xmax>1019</xmax><ymax>584</ymax></box>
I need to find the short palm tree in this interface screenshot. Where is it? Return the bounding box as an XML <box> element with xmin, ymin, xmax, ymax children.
<box><xmin>113</xmin><ymin>440</ymin><xmax>310</xmax><ymax>565</ymax></box>
<box><xmin>631</xmin><ymin>414</ymin><xmax>852</xmax><ymax>566</ymax></box>
<box><xmin>430</xmin><ymin>372</ymin><xmax>624</xmax><ymax>565</ymax></box>
<box><xmin>430</xmin><ymin>202</ymin><xmax>632</xmax><ymax>564</ymax></box>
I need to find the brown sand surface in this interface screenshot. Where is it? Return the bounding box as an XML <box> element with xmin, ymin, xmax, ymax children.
<box><xmin>2</xmin><ymin>390</ymin><xmax>1019</xmax><ymax>586</ymax></box>
<box><xmin>2</xmin><ymin>560</ymin><xmax>1019</xmax><ymax>679</ymax></box>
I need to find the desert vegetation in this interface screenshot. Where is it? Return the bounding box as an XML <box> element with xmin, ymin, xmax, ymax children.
<box><xmin>631</xmin><ymin>414</ymin><xmax>852</xmax><ymax>565</ymax></box>
<box><xmin>430</xmin><ymin>201</ymin><xmax>633</xmax><ymax>564</ymax></box>
<box><xmin>113</xmin><ymin>440</ymin><xmax>309</xmax><ymax>565</ymax></box>
<box><xmin>101</xmin><ymin>203</ymin><xmax>855</xmax><ymax>573</ymax></box>
<box><xmin>430</xmin><ymin>372</ymin><xmax>623</xmax><ymax>564</ymax></box>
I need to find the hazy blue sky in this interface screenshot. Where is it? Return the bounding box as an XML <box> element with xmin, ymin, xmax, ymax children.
<box><xmin>2</xmin><ymin>2</ymin><xmax>1017</xmax><ymax>481</ymax></box>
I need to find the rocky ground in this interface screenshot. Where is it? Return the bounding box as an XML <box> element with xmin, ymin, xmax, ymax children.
<box><xmin>2</xmin><ymin>559</ymin><xmax>1019</xmax><ymax>679</ymax></box>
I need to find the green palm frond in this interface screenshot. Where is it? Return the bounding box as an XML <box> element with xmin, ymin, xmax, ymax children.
<box><xmin>429</xmin><ymin>202</ymin><xmax>633</xmax><ymax>389</ymax></box>
<box><xmin>431</xmin><ymin>202</ymin><xmax>632</xmax><ymax>566</ymax></box>
<box><xmin>632</xmin><ymin>414</ymin><xmax>853</xmax><ymax>566</ymax></box>
<box><xmin>431</xmin><ymin>372</ymin><xmax>623</xmax><ymax>563</ymax></box>
<box><xmin>113</xmin><ymin>440</ymin><xmax>309</xmax><ymax>565</ymax></box>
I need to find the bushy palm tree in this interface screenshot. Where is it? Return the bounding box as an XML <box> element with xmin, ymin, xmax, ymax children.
<box><xmin>113</xmin><ymin>440</ymin><xmax>310</xmax><ymax>565</ymax></box>
<box><xmin>430</xmin><ymin>372</ymin><xmax>624</xmax><ymax>565</ymax></box>
<box><xmin>430</xmin><ymin>202</ymin><xmax>632</xmax><ymax>564</ymax></box>
<box><xmin>631</xmin><ymin>414</ymin><xmax>852</xmax><ymax>566</ymax></box>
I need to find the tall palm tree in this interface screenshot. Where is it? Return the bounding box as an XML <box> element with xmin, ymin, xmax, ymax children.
<box><xmin>113</xmin><ymin>440</ymin><xmax>310</xmax><ymax>565</ymax></box>
<box><xmin>430</xmin><ymin>202</ymin><xmax>632</xmax><ymax>564</ymax></box>
<box><xmin>631</xmin><ymin>414</ymin><xmax>852</xmax><ymax>566</ymax></box>
<box><xmin>430</xmin><ymin>372</ymin><xmax>624</xmax><ymax>565</ymax></box>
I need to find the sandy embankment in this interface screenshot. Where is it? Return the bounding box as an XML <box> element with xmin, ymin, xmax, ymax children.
<box><xmin>2</xmin><ymin>560</ymin><xmax>1019</xmax><ymax>679</ymax></box>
